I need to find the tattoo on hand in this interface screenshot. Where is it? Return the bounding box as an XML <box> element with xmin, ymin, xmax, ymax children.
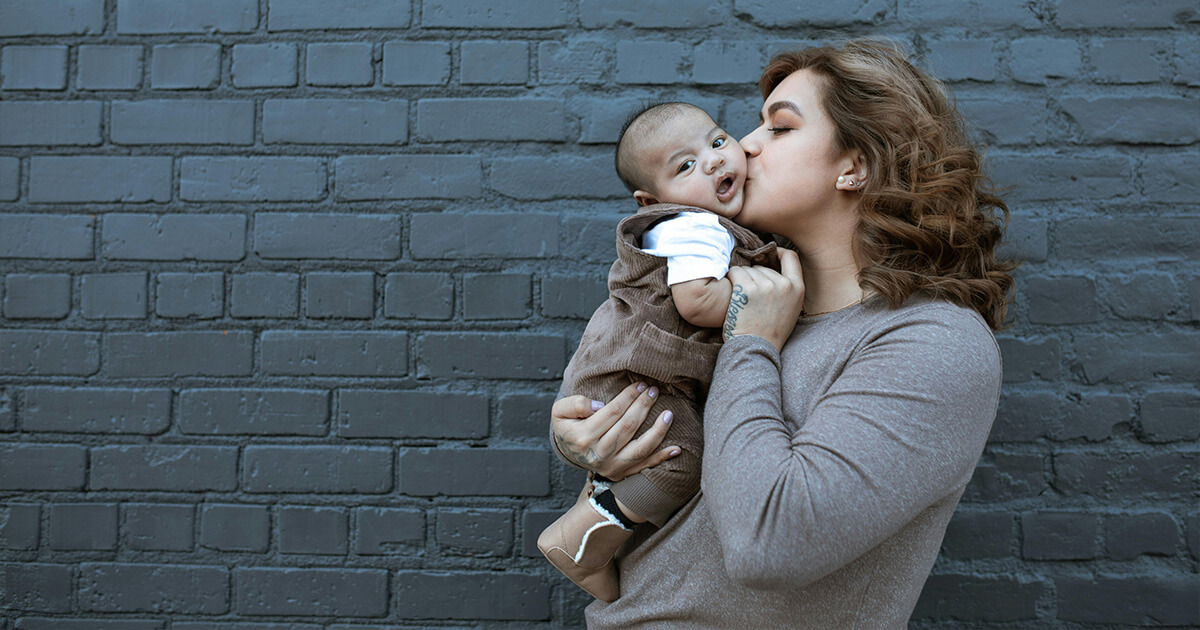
<box><xmin>723</xmin><ymin>284</ymin><xmax>749</xmax><ymax>341</ymax></box>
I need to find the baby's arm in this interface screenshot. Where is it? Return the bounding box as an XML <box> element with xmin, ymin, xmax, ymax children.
<box><xmin>672</xmin><ymin>276</ymin><xmax>733</xmax><ymax>329</ymax></box>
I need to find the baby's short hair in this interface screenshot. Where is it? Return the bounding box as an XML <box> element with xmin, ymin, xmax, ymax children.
<box><xmin>614</xmin><ymin>102</ymin><xmax>708</xmax><ymax>194</ymax></box>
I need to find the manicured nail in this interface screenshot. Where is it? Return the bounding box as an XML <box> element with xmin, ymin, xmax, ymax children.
<box><xmin>648</xmin><ymin>386</ymin><xmax>658</xmax><ymax>399</ymax></box>
<box><xmin>591</xmin><ymin>400</ymin><xmax>605</xmax><ymax>411</ymax></box>
<box><xmin>636</xmin><ymin>382</ymin><xmax>648</xmax><ymax>393</ymax></box>
<box><xmin>661</xmin><ymin>411</ymin><xmax>673</xmax><ymax>425</ymax></box>
<box><xmin>668</xmin><ymin>448</ymin><xmax>681</xmax><ymax>457</ymax></box>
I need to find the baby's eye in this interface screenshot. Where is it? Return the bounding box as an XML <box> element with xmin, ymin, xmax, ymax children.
<box><xmin>712</xmin><ymin>137</ymin><xmax>726</xmax><ymax>148</ymax></box>
<box><xmin>677</xmin><ymin>159</ymin><xmax>695</xmax><ymax>173</ymax></box>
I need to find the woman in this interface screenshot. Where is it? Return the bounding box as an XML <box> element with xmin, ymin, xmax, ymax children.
<box><xmin>551</xmin><ymin>39</ymin><xmax>1016</xmax><ymax>628</ymax></box>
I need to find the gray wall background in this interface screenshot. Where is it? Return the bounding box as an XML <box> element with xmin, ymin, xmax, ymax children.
<box><xmin>1</xmin><ymin>0</ymin><xmax>1197</xmax><ymax>627</ymax></box>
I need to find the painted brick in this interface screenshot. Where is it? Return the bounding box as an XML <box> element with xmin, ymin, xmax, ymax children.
<box><xmin>1074</xmin><ymin>332</ymin><xmax>1198</xmax><ymax>384</ymax></box>
<box><xmin>107</xmin><ymin>331</ymin><xmax>254</xmax><ymax>377</ymax></box>
<box><xmin>521</xmin><ymin>510</ymin><xmax>557</xmax><ymax>557</ymax></box>
<box><xmin>381</xmin><ymin>41</ymin><xmax>450</xmax><ymax>85</ymax></box>
<box><xmin>436</xmin><ymin>508</ymin><xmax>512</xmax><ymax>556</ymax></box>
<box><xmin>419</xmin><ymin>333</ymin><xmax>564</xmax><ymax>379</ymax></box>
<box><xmin>1025</xmin><ymin>276</ymin><xmax>1098</xmax><ymax>324</ymax></box>
<box><xmin>746</xmin><ymin>0</ymin><xmax>893</xmax><ymax>25</ymax></box>
<box><xmin>997</xmin><ymin>215</ymin><xmax>1048</xmax><ymax>263</ymax></box>
<box><xmin>1139</xmin><ymin>390</ymin><xmax>1200</xmax><ymax>442</ymax></box>
<box><xmin>91</xmin><ymin>445</ymin><xmax>238</xmax><ymax>491</ymax></box>
<box><xmin>231</xmin><ymin>43</ymin><xmax>297</xmax><ymax>88</ymax></box>
<box><xmin>156</xmin><ymin>272</ymin><xmax>223</xmax><ymax>319</ymax></box>
<box><xmin>0</xmin><ymin>387</ymin><xmax>11</xmax><ymax>431</ymax></box>
<box><xmin>959</xmin><ymin>98</ymin><xmax>1050</xmax><ymax>145</ymax></box>
<box><xmin>235</xmin><ymin>567</ymin><xmax>388</xmax><ymax>616</ymax></box>
<box><xmin>0</xmin><ymin>214</ymin><xmax>94</xmax><ymax>258</ymax></box>
<box><xmin>77</xmin><ymin>45</ymin><xmax>143</xmax><ymax>90</ymax></box>
<box><xmin>1061</xmin><ymin>96</ymin><xmax>1199</xmax><ymax>144</ymax></box>
<box><xmin>993</xmin><ymin>390</ymin><xmax>1058</xmax><ymax>442</ymax></box>
<box><xmin>542</xmin><ymin>274</ymin><xmax>607</xmax><ymax>318</ymax></box>
<box><xmin>0</xmin><ymin>563</ymin><xmax>73</xmax><ymax>612</ymax></box>
<box><xmin>496</xmin><ymin>392</ymin><xmax>556</xmax><ymax>439</ymax></box>
<box><xmin>0</xmin><ymin>101</ymin><xmax>102</xmax><ymax>146</ymax></box>
<box><xmin>1021</xmin><ymin>511</ymin><xmax>1097</xmax><ymax>559</ymax></box>
<box><xmin>996</xmin><ymin>336</ymin><xmax>1061</xmax><ymax>382</ymax></box>
<box><xmin>1010</xmin><ymin>38</ymin><xmax>1081</xmax><ymax>84</ymax></box>
<box><xmin>3</xmin><ymin>274</ymin><xmax>71</xmax><ymax>319</ymax></box>
<box><xmin>1</xmin><ymin>45</ymin><xmax>68</xmax><ymax>90</ymax></box>
<box><xmin>584</xmin><ymin>0</ymin><xmax>722</xmax><ymax>27</ymax></box>
<box><xmin>181</xmin><ymin>156</ymin><xmax>326</xmax><ymax>201</ymax></box>
<box><xmin>1141</xmin><ymin>152</ymin><xmax>1200</xmax><ymax>203</ymax></box>
<box><xmin>417</xmin><ymin>98</ymin><xmax>566</xmax><ymax>141</ymax></box>
<box><xmin>103</xmin><ymin>213</ymin><xmax>246</xmax><ymax>261</ymax></box>
<box><xmin>278</xmin><ymin>506</ymin><xmax>348</xmax><ymax>554</ymax></box>
<box><xmin>23</xmin><ymin>387</ymin><xmax>170</xmax><ymax>434</ymax></box>
<box><xmin>0</xmin><ymin>0</ymin><xmax>105</xmax><ymax>35</ymax></box>
<box><xmin>336</xmin><ymin>155</ymin><xmax>481</xmax><ymax>200</ymax></box>
<box><xmin>539</xmin><ymin>39</ymin><xmax>609</xmax><ymax>85</ymax></box>
<box><xmin>693</xmin><ymin>41</ymin><xmax>763</xmax><ymax>84</ymax></box>
<box><xmin>29</xmin><ymin>156</ymin><xmax>172</xmax><ymax>203</ymax></box>
<box><xmin>1060</xmin><ymin>393</ymin><xmax>1132</xmax><ymax>442</ymax></box>
<box><xmin>200</xmin><ymin>504</ymin><xmax>269</xmax><ymax>552</ymax></box>
<box><xmin>0</xmin><ymin>504</ymin><xmax>40</xmax><ymax>550</ymax></box>
<box><xmin>306</xmin><ymin>42</ymin><xmax>373</xmax><ymax>86</ymax></box>
<box><xmin>80</xmin><ymin>272</ymin><xmax>147</xmax><ymax>320</ymax></box>
<box><xmin>28</xmin><ymin>622</ymin><xmax>173</xmax><ymax>630</ymax></box>
<box><xmin>49</xmin><ymin>503</ymin><xmax>118</xmax><ymax>551</ymax></box>
<box><xmin>268</xmin><ymin>0</ymin><xmax>411</xmax><ymax>30</ymax></box>
<box><xmin>394</xmin><ymin>571</ymin><xmax>550</xmax><ymax>620</ymax></box>
<box><xmin>463</xmin><ymin>273</ymin><xmax>531</xmax><ymax>320</ymax></box>
<box><xmin>422</xmin><ymin>0</ymin><xmax>570</xmax><ymax>28</ymax></box>
<box><xmin>1090</xmin><ymin>38</ymin><xmax>1164</xmax><ymax>83</ymax></box>
<box><xmin>117</xmin><ymin>0</ymin><xmax>258</xmax><ymax>34</ymax></box>
<box><xmin>962</xmin><ymin>452</ymin><xmax>1047</xmax><ymax>502</ymax></box>
<box><xmin>172</xmin><ymin>624</ymin><xmax>299</xmax><ymax>630</ymax></box>
<box><xmin>912</xmin><ymin>574</ymin><xmax>1042</xmax><ymax>621</ymax></box>
<box><xmin>1106</xmin><ymin>272</ymin><xmax>1176</xmax><ymax>320</ymax></box>
<box><xmin>383</xmin><ymin>272</ymin><xmax>454</xmax><ymax>319</ymax></box>
<box><xmin>306</xmin><ymin>272</ymin><xmax>374</xmax><ymax>318</ymax></box>
<box><xmin>1056</xmin><ymin>574</ymin><xmax>1198</xmax><ymax>625</ymax></box>
<box><xmin>940</xmin><ymin>510</ymin><xmax>1013</xmax><ymax>559</ymax></box>
<box><xmin>231</xmin><ymin>272</ymin><xmax>299</xmax><ymax>318</ymax></box>
<box><xmin>1174</xmin><ymin>35</ymin><xmax>1200</xmax><ymax>86</ymax></box>
<box><xmin>0</xmin><ymin>444</ymin><xmax>86</xmax><ymax>490</ymax></box>
<box><xmin>491</xmin><ymin>155</ymin><xmax>632</xmax><ymax>200</ymax></box>
<box><xmin>1056</xmin><ymin>0</ymin><xmax>1200</xmax><ymax>28</ymax></box>
<box><xmin>461</xmin><ymin>40</ymin><xmax>528</xmax><ymax>85</ymax></box>
<box><xmin>150</xmin><ymin>44</ymin><xmax>220</xmax><ymax>89</ymax></box>
<box><xmin>180</xmin><ymin>389</ymin><xmax>329</xmax><ymax>436</ymax></box>
<box><xmin>1054</xmin><ymin>451</ymin><xmax>1196</xmax><ymax>499</ymax></box>
<box><xmin>261</xmin><ymin>331</ymin><xmax>408</xmax><ymax>377</ymax></box>
<box><xmin>125</xmin><ymin>504</ymin><xmax>194</xmax><ymax>551</ymax></box>
<box><xmin>79</xmin><ymin>563</ymin><xmax>229</xmax><ymax>613</ymax></box>
<box><xmin>1105</xmin><ymin>511</ymin><xmax>1179</xmax><ymax>560</ymax></box>
<box><xmin>989</xmin><ymin>153</ymin><xmax>1133</xmax><ymax>201</ymax></box>
<box><xmin>0</xmin><ymin>330</ymin><xmax>99</xmax><ymax>376</ymax></box>
<box><xmin>264</xmin><ymin>99</ymin><xmax>407</xmax><ymax>144</ymax></box>
<box><xmin>1057</xmin><ymin>217</ymin><xmax>1197</xmax><ymax>260</ymax></box>
<box><xmin>111</xmin><ymin>100</ymin><xmax>255</xmax><ymax>145</ymax></box>
<box><xmin>0</xmin><ymin>156</ymin><xmax>16</xmax><ymax>200</ymax></box>
<box><xmin>398</xmin><ymin>448</ymin><xmax>549</xmax><ymax>496</ymax></box>
<box><xmin>242</xmin><ymin>445</ymin><xmax>393</xmax><ymax>493</ymax></box>
<box><xmin>410</xmin><ymin>213</ymin><xmax>559</xmax><ymax>259</ymax></box>
<box><xmin>255</xmin><ymin>213</ymin><xmax>401</xmax><ymax>260</ymax></box>
<box><xmin>616</xmin><ymin>41</ymin><xmax>690</xmax><ymax>84</ymax></box>
<box><xmin>562</xmin><ymin>213</ymin><xmax>624</xmax><ymax>262</ymax></box>
<box><xmin>901</xmin><ymin>0</ymin><xmax>1040</xmax><ymax>27</ymax></box>
<box><xmin>354</xmin><ymin>507</ymin><xmax>424</xmax><ymax>555</ymax></box>
<box><xmin>924</xmin><ymin>39</ymin><xmax>997</xmax><ymax>82</ymax></box>
<box><xmin>337</xmin><ymin>390</ymin><xmax>488</xmax><ymax>439</ymax></box>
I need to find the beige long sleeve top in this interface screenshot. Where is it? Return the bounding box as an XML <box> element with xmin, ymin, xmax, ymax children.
<box><xmin>584</xmin><ymin>296</ymin><xmax>1002</xmax><ymax>629</ymax></box>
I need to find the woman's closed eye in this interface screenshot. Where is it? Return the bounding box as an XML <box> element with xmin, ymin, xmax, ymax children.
<box><xmin>767</xmin><ymin>126</ymin><xmax>792</xmax><ymax>135</ymax></box>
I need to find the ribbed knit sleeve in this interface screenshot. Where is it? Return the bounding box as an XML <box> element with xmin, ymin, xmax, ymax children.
<box><xmin>701</xmin><ymin>305</ymin><xmax>1002</xmax><ymax>590</ymax></box>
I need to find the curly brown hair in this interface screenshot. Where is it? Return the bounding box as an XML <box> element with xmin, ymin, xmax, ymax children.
<box><xmin>760</xmin><ymin>39</ymin><xmax>1017</xmax><ymax>330</ymax></box>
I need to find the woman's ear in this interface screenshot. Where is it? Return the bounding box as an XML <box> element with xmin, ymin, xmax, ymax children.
<box><xmin>633</xmin><ymin>190</ymin><xmax>659</xmax><ymax>206</ymax></box>
<box><xmin>834</xmin><ymin>152</ymin><xmax>869</xmax><ymax>191</ymax></box>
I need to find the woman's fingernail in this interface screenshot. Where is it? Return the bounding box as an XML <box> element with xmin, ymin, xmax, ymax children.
<box><xmin>591</xmin><ymin>400</ymin><xmax>605</xmax><ymax>411</ymax></box>
<box><xmin>648</xmin><ymin>386</ymin><xmax>658</xmax><ymax>399</ymax></box>
<box><xmin>661</xmin><ymin>411</ymin><xmax>673</xmax><ymax>424</ymax></box>
<box><xmin>669</xmin><ymin>448</ymin><xmax>681</xmax><ymax>457</ymax></box>
<box><xmin>636</xmin><ymin>382</ymin><xmax>648</xmax><ymax>393</ymax></box>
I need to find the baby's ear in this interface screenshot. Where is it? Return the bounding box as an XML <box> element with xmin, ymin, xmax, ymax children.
<box><xmin>633</xmin><ymin>190</ymin><xmax>658</xmax><ymax>207</ymax></box>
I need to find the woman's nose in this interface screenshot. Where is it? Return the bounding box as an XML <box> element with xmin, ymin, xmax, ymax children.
<box><xmin>740</xmin><ymin>129</ymin><xmax>762</xmax><ymax>157</ymax></box>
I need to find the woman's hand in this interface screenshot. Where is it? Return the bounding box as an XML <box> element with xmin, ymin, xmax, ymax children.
<box><xmin>551</xmin><ymin>381</ymin><xmax>680</xmax><ymax>481</ymax></box>
<box><xmin>723</xmin><ymin>248</ymin><xmax>806</xmax><ymax>351</ymax></box>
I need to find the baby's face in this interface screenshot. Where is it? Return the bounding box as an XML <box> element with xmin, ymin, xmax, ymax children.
<box><xmin>634</xmin><ymin>109</ymin><xmax>747</xmax><ymax>219</ymax></box>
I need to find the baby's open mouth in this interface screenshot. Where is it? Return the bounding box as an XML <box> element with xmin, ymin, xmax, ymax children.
<box><xmin>716</xmin><ymin>175</ymin><xmax>734</xmax><ymax>196</ymax></box>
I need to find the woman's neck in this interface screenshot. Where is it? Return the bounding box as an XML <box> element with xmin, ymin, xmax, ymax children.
<box><xmin>787</xmin><ymin>209</ymin><xmax>864</xmax><ymax>316</ymax></box>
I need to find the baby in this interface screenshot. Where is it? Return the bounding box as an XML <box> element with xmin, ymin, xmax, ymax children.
<box><xmin>539</xmin><ymin>102</ymin><xmax>779</xmax><ymax>601</ymax></box>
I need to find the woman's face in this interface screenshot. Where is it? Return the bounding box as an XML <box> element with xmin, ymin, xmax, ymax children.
<box><xmin>737</xmin><ymin>69</ymin><xmax>859</xmax><ymax>241</ymax></box>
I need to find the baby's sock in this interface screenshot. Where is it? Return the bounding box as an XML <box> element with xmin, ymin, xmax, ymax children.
<box><xmin>592</xmin><ymin>490</ymin><xmax>637</xmax><ymax>531</ymax></box>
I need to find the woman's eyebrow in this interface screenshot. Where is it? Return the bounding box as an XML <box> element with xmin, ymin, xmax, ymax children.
<box><xmin>767</xmin><ymin>101</ymin><xmax>803</xmax><ymax>118</ymax></box>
